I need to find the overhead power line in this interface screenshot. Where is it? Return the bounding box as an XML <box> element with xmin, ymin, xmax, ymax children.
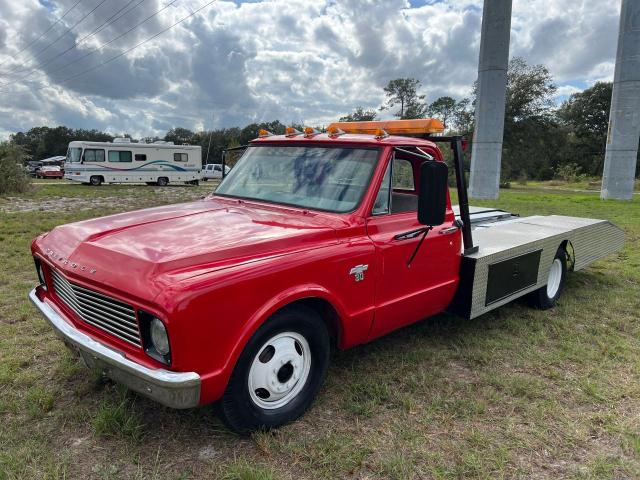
<box><xmin>0</xmin><ymin>0</ymin><xmax>179</xmax><ymax>87</ymax></box>
<box><xmin>2</xmin><ymin>0</ymin><xmax>110</xmax><ymax>77</ymax></box>
<box><xmin>0</xmin><ymin>0</ymin><xmax>217</xmax><ymax>94</ymax></box>
<box><xmin>0</xmin><ymin>0</ymin><xmax>85</xmax><ymax>69</ymax></box>
<box><xmin>2</xmin><ymin>0</ymin><xmax>146</xmax><ymax>80</ymax></box>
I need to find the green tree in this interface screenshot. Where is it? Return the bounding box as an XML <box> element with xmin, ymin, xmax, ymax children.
<box><xmin>474</xmin><ymin>57</ymin><xmax>559</xmax><ymax>181</ymax></box>
<box><xmin>10</xmin><ymin>126</ymin><xmax>113</xmax><ymax>159</ymax></box>
<box><xmin>558</xmin><ymin>82</ymin><xmax>611</xmax><ymax>138</ymax></box>
<box><xmin>339</xmin><ymin>106</ymin><xmax>377</xmax><ymax>122</ymax></box>
<box><xmin>380</xmin><ymin>78</ymin><xmax>427</xmax><ymax>119</ymax></box>
<box><xmin>164</xmin><ymin>127</ymin><xmax>195</xmax><ymax>145</ymax></box>
<box><xmin>556</xmin><ymin>82</ymin><xmax>613</xmax><ymax>175</ymax></box>
<box><xmin>427</xmin><ymin>96</ymin><xmax>457</xmax><ymax>128</ymax></box>
<box><xmin>0</xmin><ymin>142</ymin><xmax>30</xmax><ymax>194</ymax></box>
<box><xmin>452</xmin><ymin>98</ymin><xmax>474</xmax><ymax>135</ymax></box>
<box><xmin>505</xmin><ymin>57</ymin><xmax>557</xmax><ymax>121</ymax></box>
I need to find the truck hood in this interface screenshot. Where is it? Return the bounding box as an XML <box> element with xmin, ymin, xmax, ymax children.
<box><xmin>36</xmin><ymin>197</ymin><xmax>340</xmax><ymax>301</ymax></box>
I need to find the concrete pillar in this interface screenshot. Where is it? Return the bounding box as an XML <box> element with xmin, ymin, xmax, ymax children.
<box><xmin>469</xmin><ymin>0</ymin><xmax>512</xmax><ymax>200</ymax></box>
<box><xmin>601</xmin><ymin>0</ymin><xmax>640</xmax><ymax>200</ymax></box>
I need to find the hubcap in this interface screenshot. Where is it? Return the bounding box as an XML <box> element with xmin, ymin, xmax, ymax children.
<box><xmin>248</xmin><ymin>332</ymin><xmax>311</xmax><ymax>409</ymax></box>
<box><xmin>546</xmin><ymin>258</ymin><xmax>562</xmax><ymax>298</ymax></box>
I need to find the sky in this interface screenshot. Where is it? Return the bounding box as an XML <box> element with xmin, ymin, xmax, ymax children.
<box><xmin>0</xmin><ymin>0</ymin><xmax>622</xmax><ymax>139</ymax></box>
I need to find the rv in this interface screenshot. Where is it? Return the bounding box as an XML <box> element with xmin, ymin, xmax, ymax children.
<box><xmin>64</xmin><ymin>139</ymin><xmax>202</xmax><ymax>186</ymax></box>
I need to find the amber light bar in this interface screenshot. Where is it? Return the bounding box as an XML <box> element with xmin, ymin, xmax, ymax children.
<box><xmin>326</xmin><ymin>119</ymin><xmax>445</xmax><ymax>136</ymax></box>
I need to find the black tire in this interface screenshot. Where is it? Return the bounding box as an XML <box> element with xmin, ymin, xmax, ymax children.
<box><xmin>157</xmin><ymin>177</ymin><xmax>169</xmax><ymax>186</ymax></box>
<box><xmin>528</xmin><ymin>247</ymin><xmax>567</xmax><ymax>309</ymax></box>
<box><xmin>89</xmin><ymin>176</ymin><xmax>102</xmax><ymax>186</ymax></box>
<box><xmin>216</xmin><ymin>305</ymin><xmax>330</xmax><ymax>434</ymax></box>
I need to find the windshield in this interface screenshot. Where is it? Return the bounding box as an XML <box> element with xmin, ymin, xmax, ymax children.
<box><xmin>215</xmin><ymin>145</ymin><xmax>380</xmax><ymax>212</ymax></box>
<box><xmin>66</xmin><ymin>147</ymin><xmax>82</xmax><ymax>163</ymax></box>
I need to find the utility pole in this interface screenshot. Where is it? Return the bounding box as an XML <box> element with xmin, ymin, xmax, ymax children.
<box><xmin>601</xmin><ymin>0</ymin><xmax>640</xmax><ymax>200</ymax></box>
<box><xmin>469</xmin><ymin>0</ymin><xmax>512</xmax><ymax>200</ymax></box>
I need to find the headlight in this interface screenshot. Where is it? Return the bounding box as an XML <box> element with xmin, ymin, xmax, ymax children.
<box><xmin>150</xmin><ymin>318</ymin><xmax>170</xmax><ymax>356</ymax></box>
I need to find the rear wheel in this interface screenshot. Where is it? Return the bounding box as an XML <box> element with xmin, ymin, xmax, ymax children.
<box><xmin>89</xmin><ymin>176</ymin><xmax>102</xmax><ymax>186</ymax></box>
<box><xmin>216</xmin><ymin>305</ymin><xmax>330</xmax><ymax>434</ymax></box>
<box><xmin>528</xmin><ymin>247</ymin><xmax>567</xmax><ymax>309</ymax></box>
<box><xmin>157</xmin><ymin>177</ymin><xmax>169</xmax><ymax>186</ymax></box>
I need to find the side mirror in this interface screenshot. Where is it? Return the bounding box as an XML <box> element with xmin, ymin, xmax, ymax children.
<box><xmin>418</xmin><ymin>161</ymin><xmax>448</xmax><ymax>226</ymax></box>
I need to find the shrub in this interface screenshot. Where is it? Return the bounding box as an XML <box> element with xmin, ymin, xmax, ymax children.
<box><xmin>0</xmin><ymin>142</ymin><xmax>31</xmax><ymax>195</ymax></box>
<box><xmin>554</xmin><ymin>162</ymin><xmax>586</xmax><ymax>183</ymax></box>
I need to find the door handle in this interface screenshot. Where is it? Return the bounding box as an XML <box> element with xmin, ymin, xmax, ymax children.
<box><xmin>439</xmin><ymin>226</ymin><xmax>459</xmax><ymax>235</ymax></box>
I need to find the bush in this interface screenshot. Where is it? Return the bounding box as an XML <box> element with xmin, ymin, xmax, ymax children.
<box><xmin>0</xmin><ymin>143</ymin><xmax>31</xmax><ymax>195</ymax></box>
<box><xmin>554</xmin><ymin>163</ymin><xmax>586</xmax><ymax>183</ymax></box>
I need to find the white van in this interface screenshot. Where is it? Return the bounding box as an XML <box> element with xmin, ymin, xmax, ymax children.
<box><xmin>64</xmin><ymin>139</ymin><xmax>202</xmax><ymax>186</ymax></box>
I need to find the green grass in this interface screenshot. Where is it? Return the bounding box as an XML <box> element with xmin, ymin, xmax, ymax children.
<box><xmin>0</xmin><ymin>181</ymin><xmax>639</xmax><ymax>479</ymax></box>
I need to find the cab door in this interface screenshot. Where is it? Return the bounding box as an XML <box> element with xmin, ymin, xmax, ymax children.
<box><xmin>366</xmin><ymin>151</ymin><xmax>461</xmax><ymax>340</ymax></box>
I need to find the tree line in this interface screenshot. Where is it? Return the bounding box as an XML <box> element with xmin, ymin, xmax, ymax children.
<box><xmin>6</xmin><ymin>57</ymin><xmax>639</xmax><ymax>181</ymax></box>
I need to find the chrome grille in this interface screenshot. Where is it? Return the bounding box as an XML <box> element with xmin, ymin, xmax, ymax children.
<box><xmin>51</xmin><ymin>269</ymin><xmax>141</xmax><ymax>347</ymax></box>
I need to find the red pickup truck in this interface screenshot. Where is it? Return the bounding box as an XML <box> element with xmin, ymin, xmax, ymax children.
<box><xmin>30</xmin><ymin>120</ymin><xmax>623</xmax><ymax>433</ymax></box>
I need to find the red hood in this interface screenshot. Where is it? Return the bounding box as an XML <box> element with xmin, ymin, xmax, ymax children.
<box><xmin>35</xmin><ymin>197</ymin><xmax>341</xmax><ymax>302</ymax></box>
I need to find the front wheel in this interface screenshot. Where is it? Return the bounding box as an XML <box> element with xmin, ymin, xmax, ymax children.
<box><xmin>217</xmin><ymin>305</ymin><xmax>330</xmax><ymax>434</ymax></box>
<box><xmin>528</xmin><ymin>247</ymin><xmax>567</xmax><ymax>309</ymax></box>
<box><xmin>89</xmin><ymin>176</ymin><xmax>102</xmax><ymax>186</ymax></box>
<box><xmin>156</xmin><ymin>177</ymin><xmax>169</xmax><ymax>186</ymax></box>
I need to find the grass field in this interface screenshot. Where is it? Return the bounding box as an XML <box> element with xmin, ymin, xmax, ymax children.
<box><xmin>1</xmin><ymin>180</ymin><xmax>639</xmax><ymax>479</ymax></box>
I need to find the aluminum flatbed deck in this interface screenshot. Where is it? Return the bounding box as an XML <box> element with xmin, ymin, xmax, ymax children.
<box><xmin>450</xmin><ymin>206</ymin><xmax>624</xmax><ymax>319</ymax></box>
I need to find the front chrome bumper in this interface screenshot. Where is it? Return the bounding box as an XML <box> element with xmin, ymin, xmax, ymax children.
<box><xmin>29</xmin><ymin>288</ymin><xmax>201</xmax><ymax>409</ymax></box>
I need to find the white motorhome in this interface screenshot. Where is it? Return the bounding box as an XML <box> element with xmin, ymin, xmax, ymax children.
<box><xmin>64</xmin><ymin>139</ymin><xmax>202</xmax><ymax>186</ymax></box>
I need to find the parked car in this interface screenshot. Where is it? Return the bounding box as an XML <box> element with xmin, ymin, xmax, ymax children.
<box><xmin>202</xmin><ymin>163</ymin><xmax>230</xmax><ymax>180</ymax></box>
<box><xmin>27</xmin><ymin>161</ymin><xmax>42</xmax><ymax>177</ymax></box>
<box><xmin>37</xmin><ymin>165</ymin><xmax>64</xmax><ymax>179</ymax></box>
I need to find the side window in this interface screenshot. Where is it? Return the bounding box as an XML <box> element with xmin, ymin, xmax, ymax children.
<box><xmin>214</xmin><ymin>165</ymin><xmax>221</xmax><ymax>171</ymax></box>
<box><xmin>393</xmin><ymin>159</ymin><xmax>415</xmax><ymax>190</ymax></box>
<box><xmin>174</xmin><ymin>153</ymin><xmax>188</xmax><ymax>162</ymax></box>
<box><xmin>108</xmin><ymin>151</ymin><xmax>132</xmax><ymax>162</ymax></box>
<box><xmin>83</xmin><ymin>149</ymin><xmax>105</xmax><ymax>162</ymax></box>
<box><xmin>372</xmin><ymin>157</ymin><xmax>417</xmax><ymax>215</ymax></box>
<box><xmin>135</xmin><ymin>154</ymin><xmax>146</xmax><ymax>161</ymax></box>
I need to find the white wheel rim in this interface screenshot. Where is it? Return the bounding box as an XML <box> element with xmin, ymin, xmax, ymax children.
<box><xmin>546</xmin><ymin>258</ymin><xmax>562</xmax><ymax>298</ymax></box>
<box><xmin>248</xmin><ymin>331</ymin><xmax>311</xmax><ymax>410</ymax></box>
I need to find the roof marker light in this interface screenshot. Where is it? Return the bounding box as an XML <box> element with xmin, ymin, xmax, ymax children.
<box><xmin>326</xmin><ymin>125</ymin><xmax>345</xmax><ymax>137</ymax></box>
<box><xmin>258</xmin><ymin>129</ymin><xmax>274</xmax><ymax>138</ymax></box>
<box><xmin>374</xmin><ymin>128</ymin><xmax>389</xmax><ymax>139</ymax></box>
<box><xmin>303</xmin><ymin>127</ymin><xmax>320</xmax><ymax>137</ymax></box>
<box><xmin>285</xmin><ymin>127</ymin><xmax>302</xmax><ymax>137</ymax></box>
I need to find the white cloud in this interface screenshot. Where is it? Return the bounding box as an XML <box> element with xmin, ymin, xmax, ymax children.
<box><xmin>0</xmin><ymin>0</ymin><xmax>621</xmax><ymax>140</ymax></box>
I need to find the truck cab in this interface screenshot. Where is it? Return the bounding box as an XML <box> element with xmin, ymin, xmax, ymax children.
<box><xmin>29</xmin><ymin>120</ymin><xmax>623</xmax><ymax>434</ymax></box>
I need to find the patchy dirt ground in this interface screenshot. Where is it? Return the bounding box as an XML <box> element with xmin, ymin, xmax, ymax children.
<box><xmin>0</xmin><ymin>183</ymin><xmax>214</xmax><ymax>213</ymax></box>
